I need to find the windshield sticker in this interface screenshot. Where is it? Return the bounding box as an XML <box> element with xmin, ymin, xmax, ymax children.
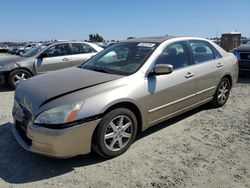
<box><xmin>137</xmin><ymin>43</ymin><xmax>156</xmax><ymax>48</ymax></box>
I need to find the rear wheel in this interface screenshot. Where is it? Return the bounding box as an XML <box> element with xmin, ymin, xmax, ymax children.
<box><xmin>212</xmin><ymin>77</ymin><xmax>231</xmax><ymax>107</ymax></box>
<box><xmin>8</xmin><ymin>69</ymin><xmax>32</xmax><ymax>89</ymax></box>
<box><xmin>93</xmin><ymin>108</ymin><xmax>138</xmax><ymax>158</ymax></box>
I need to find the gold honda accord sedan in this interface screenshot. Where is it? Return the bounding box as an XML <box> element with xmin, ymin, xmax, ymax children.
<box><xmin>12</xmin><ymin>36</ymin><xmax>238</xmax><ymax>158</ymax></box>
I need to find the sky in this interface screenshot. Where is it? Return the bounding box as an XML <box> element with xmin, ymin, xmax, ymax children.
<box><xmin>0</xmin><ymin>0</ymin><xmax>249</xmax><ymax>42</ymax></box>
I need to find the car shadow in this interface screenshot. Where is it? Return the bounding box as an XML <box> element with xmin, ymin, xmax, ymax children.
<box><xmin>0</xmin><ymin>103</ymin><xmax>211</xmax><ymax>184</ymax></box>
<box><xmin>0</xmin><ymin>122</ymin><xmax>107</xmax><ymax>184</ymax></box>
<box><xmin>136</xmin><ymin>103</ymin><xmax>209</xmax><ymax>140</ymax></box>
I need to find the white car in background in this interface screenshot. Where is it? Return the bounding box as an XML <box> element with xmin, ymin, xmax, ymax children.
<box><xmin>0</xmin><ymin>45</ymin><xmax>9</xmax><ymax>53</ymax></box>
<box><xmin>17</xmin><ymin>43</ymin><xmax>41</xmax><ymax>55</ymax></box>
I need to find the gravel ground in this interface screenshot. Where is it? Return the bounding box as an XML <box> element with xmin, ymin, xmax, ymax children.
<box><xmin>0</xmin><ymin>74</ymin><xmax>249</xmax><ymax>188</ymax></box>
<box><xmin>0</xmin><ymin>53</ymin><xmax>9</xmax><ymax>56</ymax></box>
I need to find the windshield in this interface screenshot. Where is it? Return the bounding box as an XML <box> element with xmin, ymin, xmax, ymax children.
<box><xmin>81</xmin><ymin>42</ymin><xmax>158</xmax><ymax>75</ymax></box>
<box><xmin>22</xmin><ymin>45</ymin><xmax>47</xmax><ymax>57</ymax></box>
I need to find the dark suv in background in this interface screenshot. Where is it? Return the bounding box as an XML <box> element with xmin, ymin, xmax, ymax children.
<box><xmin>232</xmin><ymin>41</ymin><xmax>250</xmax><ymax>73</ymax></box>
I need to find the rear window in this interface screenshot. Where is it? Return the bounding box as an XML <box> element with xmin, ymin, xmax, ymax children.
<box><xmin>189</xmin><ymin>40</ymin><xmax>216</xmax><ymax>64</ymax></box>
<box><xmin>71</xmin><ymin>43</ymin><xmax>96</xmax><ymax>54</ymax></box>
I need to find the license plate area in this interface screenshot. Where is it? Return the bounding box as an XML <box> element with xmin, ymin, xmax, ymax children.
<box><xmin>240</xmin><ymin>52</ymin><xmax>250</xmax><ymax>61</ymax></box>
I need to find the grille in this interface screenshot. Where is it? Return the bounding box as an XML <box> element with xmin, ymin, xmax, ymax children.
<box><xmin>15</xmin><ymin>122</ymin><xmax>32</xmax><ymax>146</ymax></box>
<box><xmin>15</xmin><ymin>103</ymin><xmax>33</xmax><ymax>146</ymax></box>
<box><xmin>19</xmin><ymin>104</ymin><xmax>32</xmax><ymax>128</ymax></box>
<box><xmin>15</xmin><ymin>103</ymin><xmax>33</xmax><ymax>145</ymax></box>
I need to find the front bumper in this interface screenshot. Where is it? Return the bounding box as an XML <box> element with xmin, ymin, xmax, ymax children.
<box><xmin>12</xmin><ymin>118</ymin><xmax>101</xmax><ymax>158</ymax></box>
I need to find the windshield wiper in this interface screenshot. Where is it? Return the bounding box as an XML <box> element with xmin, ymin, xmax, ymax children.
<box><xmin>89</xmin><ymin>67</ymin><xmax>110</xmax><ymax>74</ymax></box>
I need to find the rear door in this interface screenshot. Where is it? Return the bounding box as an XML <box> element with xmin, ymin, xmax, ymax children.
<box><xmin>70</xmin><ymin>43</ymin><xmax>98</xmax><ymax>67</ymax></box>
<box><xmin>146</xmin><ymin>41</ymin><xmax>197</xmax><ymax>126</ymax></box>
<box><xmin>187</xmin><ymin>40</ymin><xmax>223</xmax><ymax>101</ymax></box>
<box><xmin>35</xmin><ymin>43</ymin><xmax>72</xmax><ymax>73</ymax></box>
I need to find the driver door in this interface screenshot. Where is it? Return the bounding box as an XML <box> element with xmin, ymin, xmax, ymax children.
<box><xmin>146</xmin><ymin>41</ymin><xmax>197</xmax><ymax>126</ymax></box>
<box><xmin>35</xmin><ymin>43</ymin><xmax>72</xmax><ymax>74</ymax></box>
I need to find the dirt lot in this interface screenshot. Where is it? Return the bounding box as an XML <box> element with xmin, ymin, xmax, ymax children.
<box><xmin>0</xmin><ymin>74</ymin><xmax>249</xmax><ymax>188</ymax></box>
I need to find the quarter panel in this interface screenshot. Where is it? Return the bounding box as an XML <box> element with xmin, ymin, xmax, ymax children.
<box><xmin>15</xmin><ymin>58</ymin><xmax>36</xmax><ymax>74</ymax></box>
<box><xmin>77</xmin><ymin>75</ymin><xmax>147</xmax><ymax>125</ymax></box>
<box><xmin>192</xmin><ymin>60</ymin><xmax>219</xmax><ymax>101</ymax></box>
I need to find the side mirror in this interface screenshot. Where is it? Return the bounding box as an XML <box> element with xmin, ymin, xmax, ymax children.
<box><xmin>38</xmin><ymin>53</ymin><xmax>48</xmax><ymax>59</ymax></box>
<box><xmin>153</xmin><ymin>64</ymin><xmax>173</xmax><ymax>75</ymax></box>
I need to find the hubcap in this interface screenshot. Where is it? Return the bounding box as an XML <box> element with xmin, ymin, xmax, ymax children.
<box><xmin>217</xmin><ymin>80</ymin><xmax>229</xmax><ymax>104</ymax></box>
<box><xmin>13</xmin><ymin>72</ymin><xmax>29</xmax><ymax>85</ymax></box>
<box><xmin>104</xmin><ymin>115</ymin><xmax>133</xmax><ymax>152</ymax></box>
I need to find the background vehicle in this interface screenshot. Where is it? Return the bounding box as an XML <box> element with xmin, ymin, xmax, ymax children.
<box><xmin>8</xmin><ymin>45</ymin><xmax>22</xmax><ymax>54</ymax></box>
<box><xmin>0</xmin><ymin>41</ymin><xmax>103</xmax><ymax>88</ymax></box>
<box><xmin>94</xmin><ymin>42</ymin><xmax>109</xmax><ymax>49</ymax></box>
<box><xmin>232</xmin><ymin>41</ymin><xmax>250</xmax><ymax>73</ymax></box>
<box><xmin>16</xmin><ymin>43</ymin><xmax>41</xmax><ymax>55</ymax></box>
<box><xmin>0</xmin><ymin>44</ymin><xmax>9</xmax><ymax>53</ymax></box>
<box><xmin>12</xmin><ymin>36</ymin><xmax>238</xmax><ymax>159</ymax></box>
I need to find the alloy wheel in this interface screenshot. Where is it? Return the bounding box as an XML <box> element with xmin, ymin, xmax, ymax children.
<box><xmin>217</xmin><ymin>80</ymin><xmax>230</xmax><ymax>104</ymax></box>
<box><xmin>13</xmin><ymin>72</ymin><xmax>29</xmax><ymax>85</ymax></box>
<box><xmin>104</xmin><ymin>115</ymin><xmax>133</xmax><ymax>152</ymax></box>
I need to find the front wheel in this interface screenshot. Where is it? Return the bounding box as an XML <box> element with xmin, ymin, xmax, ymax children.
<box><xmin>93</xmin><ymin>108</ymin><xmax>138</xmax><ymax>158</ymax></box>
<box><xmin>8</xmin><ymin>69</ymin><xmax>32</xmax><ymax>89</ymax></box>
<box><xmin>212</xmin><ymin>77</ymin><xmax>231</xmax><ymax>107</ymax></box>
<box><xmin>18</xmin><ymin>50</ymin><xmax>24</xmax><ymax>55</ymax></box>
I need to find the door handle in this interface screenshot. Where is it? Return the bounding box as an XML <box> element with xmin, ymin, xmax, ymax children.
<box><xmin>62</xmin><ymin>58</ymin><xmax>70</xmax><ymax>61</ymax></box>
<box><xmin>217</xmin><ymin>63</ymin><xmax>223</xmax><ymax>68</ymax></box>
<box><xmin>185</xmin><ymin>72</ymin><xmax>194</xmax><ymax>78</ymax></box>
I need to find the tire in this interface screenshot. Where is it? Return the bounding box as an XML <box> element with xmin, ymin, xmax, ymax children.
<box><xmin>212</xmin><ymin>77</ymin><xmax>231</xmax><ymax>107</ymax></box>
<box><xmin>8</xmin><ymin>69</ymin><xmax>32</xmax><ymax>89</ymax></box>
<box><xmin>93</xmin><ymin>108</ymin><xmax>138</xmax><ymax>158</ymax></box>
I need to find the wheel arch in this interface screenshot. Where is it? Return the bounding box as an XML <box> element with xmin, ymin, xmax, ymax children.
<box><xmin>10</xmin><ymin>67</ymin><xmax>34</xmax><ymax>77</ymax></box>
<box><xmin>221</xmin><ymin>74</ymin><xmax>232</xmax><ymax>88</ymax></box>
<box><xmin>101</xmin><ymin>101</ymin><xmax>143</xmax><ymax>132</ymax></box>
<box><xmin>91</xmin><ymin>101</ymin><xmax>143</xmax><ymax>149</ymax></box>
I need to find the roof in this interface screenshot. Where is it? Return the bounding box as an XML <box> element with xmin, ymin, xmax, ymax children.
<box><xmin>222</xmin><ymin>32</ymin><xmax>241</xmax><ymax>35</ymax></box>
<box><xmin>124</xmin><ymin>36</ymin><xmax>177</xmax><ymax>43</ymax></box>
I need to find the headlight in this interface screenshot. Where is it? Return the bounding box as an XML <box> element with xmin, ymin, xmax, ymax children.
<box><xmin>34</xmin><ymin>101</ymin><xmax>84</xmax><ymax>125</ymax></box>
<box><xmin>0</xmin><ymin>63</ymin><xmax>18</xmax><ymax>71</ymax></box>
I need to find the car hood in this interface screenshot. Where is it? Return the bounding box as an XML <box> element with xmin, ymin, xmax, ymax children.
<box><xmin>0</xmin><ymin>55</ymin><xmax>24</xmax><ymax>66</ymax></box>
<box><xmin>233</xmin><ymin>44</ymin><xmax>250</xmax><ymax>52</ymax></box>
<box><xmin>15</xmin><ymin>67</ymin><xmax>124</xmax><ymax>108</ymax></box>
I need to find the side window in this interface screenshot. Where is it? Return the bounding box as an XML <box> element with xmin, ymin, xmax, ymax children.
<box><xmin>189</xmin><ymin>40</ymin><xmax>215</xmax><ymax>64</ymax></box>
<box><xmin>71</xmin><ymin>43</ymin><xmax>96</xmax><ymax>55</ymax></box>
<box><xmin>212</xmin><ymin>47</ymin><xmax>222</xmax><ymax>59</ymax></box>
<box><xmin>155</xmin><ymin>41</ymin><xmax>190</xmax><ymax>70</ymax></box>
<box><xmin>44</xmin><ymin>44</ymin><xmax>71</xmax><ymax>57</ymax></box>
